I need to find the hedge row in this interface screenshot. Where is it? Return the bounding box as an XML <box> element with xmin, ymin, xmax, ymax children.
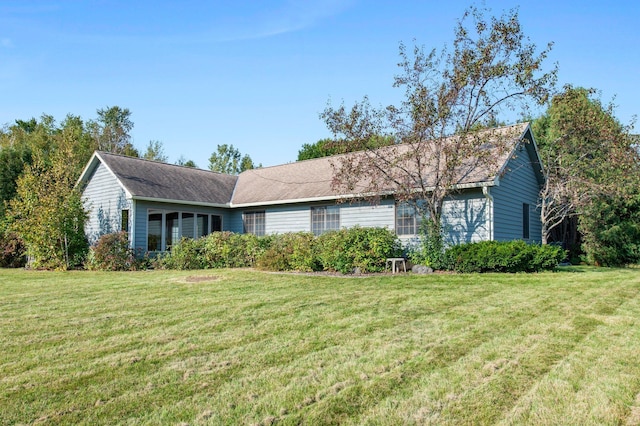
<box><xmin>158</xmin><ymin>227</ymin><xmax>402</xmax><ymax>274</ymax></box>
<box><xmin>86</xmin><ymin>231</ymin><xmax>565</xmax><ymax>274</ymax></box>
<box><xmin>439</xmin><ymin>240</ymin><xmax>565</xmax><ymax>273</ymax></box>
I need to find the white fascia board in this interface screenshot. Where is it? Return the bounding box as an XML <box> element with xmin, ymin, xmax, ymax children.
<box><xmin>132</xmin><ymin>196</ymin><xmax>230</xmax><ymax>209</ymax></box>
<box><xmin>75</xmin><ymin>152</ymin><xmax>100</xmax><ymax>188</ymax></box>
<box><xmin>77</xmin><ymin>152</ymin><xmax>134</xmax><ymax>199</ymax></box>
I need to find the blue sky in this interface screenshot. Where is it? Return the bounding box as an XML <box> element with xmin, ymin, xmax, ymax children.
<box><xmin>1</xmin><ymin>1</ymin><xmax>638</xmax><ymax>167</ymax></box>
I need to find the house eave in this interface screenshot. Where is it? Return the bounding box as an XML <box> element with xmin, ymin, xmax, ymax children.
<box><xmin>132</xmin><ymin>196</ymin><xmax>231</xmax><ymax>209</ymax></box>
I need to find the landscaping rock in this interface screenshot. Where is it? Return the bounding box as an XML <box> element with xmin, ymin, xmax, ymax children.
<box><xmin>412</xmin><ymin>265</ymin><xmax>433</xmax><ymax>274</ymax></box>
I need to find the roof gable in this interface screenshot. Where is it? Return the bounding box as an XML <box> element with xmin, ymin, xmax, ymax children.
<box><xmin>79</xmin><ymin>152</ymin><xmax>238</xmax><ymax>206</ymax></box>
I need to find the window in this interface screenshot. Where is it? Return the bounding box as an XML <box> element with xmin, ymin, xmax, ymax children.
<box><xmin>523</xmin><ymin>203</ymin><xmax>530</xmax><ymax>239</ymax></box>
<box><xmin>166</xmin><ymin>212</ymin><xmax>179</xmax><ymax>248</ymax></box>
<box><xmin>148</xmin><ymin>213</ymin><xmax>162</xmax><ymax>251</ymax></box>
<box><xmin>181</xmin><ymin>213</ymin><xmax>194</xmax><ymax>239</ymax></box>
<box><xmin>148</xmin><ymin>210</ymin><xmax>224</xmax><ymax>251</ymax></box>
<box><xmin>311</xmin><ymin>206</ymin><xmax>340</xmax><ymax>235</ymax></box>
<box><xmin>243</xmin><ymin>211</ymin><xmax>265</xmax><ymax>236</ymax></box>
<box><xmin>211</xmin><ymin>215</ymin><xmax>222</xmax><ymax>232</ymax></box>
<box><xmin>121</xmin><ymin>209</ymin><xmax>129</xmax><ymax>233</ymax></box>
<box><xmin>396</xmin><ymin>202</ymin><xmax>422</xmax><ymax>235</ymax></box>
<box><xmin>196</xmin><ymin>214</ymin><xmax>209</xmax><ymax>238</ymax></box>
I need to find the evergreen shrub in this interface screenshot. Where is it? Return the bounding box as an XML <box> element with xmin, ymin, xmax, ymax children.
<box><xmin>440</xmin><ymin>240</ymin><xmax>565</xmax><ymax>273</ymax></box>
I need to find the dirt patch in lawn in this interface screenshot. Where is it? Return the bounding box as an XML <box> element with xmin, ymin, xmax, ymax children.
<box><xmin>184</xmin><ymin>275</ymin><xmax>220</xmax><ymax>283</ymax></box>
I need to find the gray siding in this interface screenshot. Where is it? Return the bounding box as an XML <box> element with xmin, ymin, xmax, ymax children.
<box><xmin>226</xmin><ymin>210</ymin><xmax>244</xmax><ymax>234</ymax></box>
<box><xmin>492</xmin><ymin>145</ymin><xmax>543</xmax><ymax>242</ymax></box>
<box><xmin>232</xmin><ymin>200</ymin><xmax>395</xmax><ymax>236</ymax></box>
<box><xmin>398</xmin><ymin>191</ymin><xmax>490</xmax><ymax>247</ymax></box>
<box><xmin>265</xmin><ymin>205</ymin><xmax>311</xmax><ymax>234</ymax></box>
<box><xmin>442</xmin><ymin>190</ymin><xmax>490</xmax><ymax>245</ymax></box>
<box><xmin>340</xmin><ymin>199</ymin><xmax>395</xmax><ymax>229</ymax></box>
<box><xmin>82</xmin><ymin>162</ymin><xmax>131</xmax><ymax>245</ymax></box>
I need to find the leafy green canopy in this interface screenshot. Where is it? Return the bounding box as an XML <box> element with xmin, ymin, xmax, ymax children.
<box><xmin>208</xmin><ymin>144</ymin><xmax>259</xmax><ymax>174</ymax></box>
<box><xmin>533</xmin><ymin>85</ymin><xmax>640</xmax><ymax>265</ymax></box>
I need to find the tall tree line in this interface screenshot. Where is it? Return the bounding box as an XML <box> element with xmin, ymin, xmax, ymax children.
<box><xmin>0</xmin><ymin>107</ymin><xmax>139</xmax><ymax>269</ymax></box>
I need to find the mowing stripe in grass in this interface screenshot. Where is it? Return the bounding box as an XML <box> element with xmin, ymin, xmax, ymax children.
<box><xmin>2</xmin><ymin>268</ymin><xmax>640</xmax><ymax>424</ymax></box>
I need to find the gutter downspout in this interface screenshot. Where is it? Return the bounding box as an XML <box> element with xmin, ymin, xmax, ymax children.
<box><xmin>483</xmin><ymin>187</ymin><xmax>494</xmax><ymax>241</ymax></box>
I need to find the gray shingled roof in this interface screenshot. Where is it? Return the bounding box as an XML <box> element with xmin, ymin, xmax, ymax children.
<box><xmin>231</xmin><ymin>123</ymin><xmax>531</xmax><ymax>206</ymax></box>
<box><xmin>80</xmin><ymin>123</ymin><xmax>534</xmax><ymax>207</ymax></box>
<box><xmin>95</xmin><ymin>152</ymin><xmax>238</xmax><ymax>205</ymax></box>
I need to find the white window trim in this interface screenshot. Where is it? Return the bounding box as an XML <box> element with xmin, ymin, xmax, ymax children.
<box><xmin>146</xmin><ymin>209</ymin><xmax>223</xmax><ymax>251</ymax></box>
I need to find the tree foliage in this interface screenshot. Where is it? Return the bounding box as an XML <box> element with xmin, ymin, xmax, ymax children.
<box><xmin>580</xmin><ymin>194</ymin><xmax>640</xmax><ymax>266</ymax></box>
<box><xmin>143</xmin><ymin>140</ymin><xmax>168</xmax><ymax>162</ymax></box>
<box><xmin>296</xmin><ymin>136</ymin><xmax>394</xmax><ymax>161</ymax></box>
<box><xmin>176</xmin><ymin>156</ymin><xmax>197</xmax><ymax>168</ymax></box>
<box><xmin>0</xmin><ymin>106</ymin><xmax>142</xmax><ymax>268</ymax></box>
<box><xmin>6</xmin><ymin>143</ymin><xmax>88</xmax><ymax>269</ymax></box>
<box><xmin>321</xmin><ymin>5</ymin><xmax>556</xmax><ymax>250</ymax></box>
<box><xmin>90</xmin><ymin>106</ymin><xmax>138</xmax><ymax>156</ymax></box>
<box><xmin>208</xmin><ymin>144</ymin><xmax>258</xmax><ymax>174</ymax></box>
<box><xmin>532</xmin><ymin>86</ymin><xmax>639</xmax><ymax>247</ymax></box>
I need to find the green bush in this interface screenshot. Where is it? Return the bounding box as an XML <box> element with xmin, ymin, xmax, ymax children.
<box><xmin>157</xmin><ymin>237</ymin><xmax>207</xmax><ymax>270</ymax></box>
<box><xmin>0</xmin><ymin>231</ymin><xmax>26</xmax><ymax>268</ymax></box>
<box><xmin>87</xmin><ymin>232</ymin><xmax>137</xmax><ymax>271</ymax></box>
<box><xmin>580</xmin><ymin>195</ymin><xmax>640</xmax><ymax>267</ymax></box>
<box><xmin>256</xmin><ymin>232</ymin><xmax>320</xmax><ymax>272</ymax></box>
<box><xmin>316</xmin><ymin>227</ymin><xmax>402</xmax><ymax>274</ymax></box>
<box><xmin>201</xmin><ymin>232</ymin><xmax>267</xmax><ymax>268</ymax></box>
<box><xmin>409</xmin><ymin>220</ymin><xmax>445</xmax><ymax>269</ymax></box>
<box><xmin>440</xmin><ymin>240</ymin><xmax>565</xmax><ymax>273</ymax></box>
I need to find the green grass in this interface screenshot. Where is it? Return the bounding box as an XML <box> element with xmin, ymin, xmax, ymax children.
<box><xmin>2</xmin><ymin>267</ymin><xmax>640</xmax><ymax>425</ymax></box>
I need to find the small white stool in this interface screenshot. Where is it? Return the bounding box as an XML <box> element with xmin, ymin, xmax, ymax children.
<box><xmin>386</xmin><ymin>257</ymin><xmax>407</xmax><ymax>273</ymax></box>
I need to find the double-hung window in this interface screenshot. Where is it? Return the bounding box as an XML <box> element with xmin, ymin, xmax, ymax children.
<box><xmin>395</xmin><ymin>202</ymin><xmax>422</xmax><ymax>235</ymax></box>
<box><xmin>243</xmin><ymin>211</ymin><xmax>265</xmax><ymax>236</ymax></box>
<box><xmin>311</xmin><ymin>205</ymin><xmax>340</xmax><ymax>235</ymax></box>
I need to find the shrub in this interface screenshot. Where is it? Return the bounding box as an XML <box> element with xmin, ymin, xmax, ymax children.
<box><xmin>256</xmin><ymin>232</ymin><xmax>320</xmax><ymax>272</ymax></box>
<box><xmin>410</xmin><ymin>220</ymin><xmax>445</xmax><ymax>269</ymax></box>
<box><xmin>157</xmin><ymin>237</ymin><xmax>207</xmax><ymax>270</ymax></box>
<box><xmin>87</xmin><ymin>232</ymin><xmax>137</xmax><ymax>271</ymax></box>
<box><xmin>440</xmin><ymin>240</ymin><xmax>565</xmax><ymax>273</ymax></box>
<box><xmin>580</xmin><ymin>195</ymin><xmax>640</xmax><ymax>267</ymax></box>
<box><xmin>201</xmin><ymin>232</ymin><xmax>267</xmax><ymax>268</ymax></box>
<box><xmin>316</xmin><ymin>227</ymin><xmax>402</xmax><ymax>274</ymax></box>
<box><xmin>0</xmin><ymin>231</ymin><xmax>26</xmax><ymax>268</ymax></box>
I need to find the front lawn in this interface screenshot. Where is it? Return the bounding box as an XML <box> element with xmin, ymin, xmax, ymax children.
<box><xmin>1</xmin><ymin>267</ymin><xmax>640</xmax><ymax>424</ymax></box>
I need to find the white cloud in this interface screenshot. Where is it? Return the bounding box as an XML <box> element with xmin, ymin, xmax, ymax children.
<box><xmin>212</xmin><ymin>0</ymin><xmax>357</xmax><ymax>42</ymax></box>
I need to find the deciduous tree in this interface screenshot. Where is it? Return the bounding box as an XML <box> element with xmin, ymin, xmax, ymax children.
<box><xmin>7</xmin><ymin>141</ymin><xmax>88</xmax><ymax>269</ymax></box>
<box><xmin>176</xmin><ymin>156</ymin><xmax>197</xmax><ymax>168</ymax></box>
<box><xmin>143</xmin><ymin>140</ymin><xmax>168</xmax><ymax>162</ymax></box>
<box><xmin>321</xmin><ymin>5</ymin><xmax>556</xmax><ymax>257</ymax></box>
<box><xmin>533</xmin><ymin>85</ymin><xmax>639</xmax><ymax>256</ymax></box>
<box><xmin>208</xmin><ymin>144</ymin><xmax>258</xmax><ymax>174</ymax></box>
<box><xmin>90</xmin><ymin>106</ymin><xmax>139</xmax><ymax>156</ymax></box>
<box><xmin>297</xmin><ymin>136</ymin><xmax>394</xmax><ymax>161</ymax></box>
